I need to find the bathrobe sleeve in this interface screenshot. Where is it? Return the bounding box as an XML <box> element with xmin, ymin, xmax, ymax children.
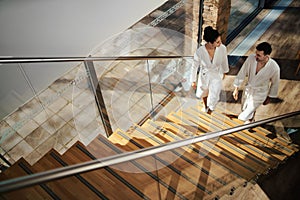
<box><xmin>233</xmin><ymin>54</ymin><xmax>253</xmax><ymax>87</ymax></box>
<box><xmin>191</xmin><ymin>47</ymin><xmax>202</xmax><ymax>83</ymax></box>
<box><xmin>219</xmin><ymin>44</ymin><xmax>229</xmax><ymax>74</ymax></box>
<box><xmin>268</xmin><ymin>60</ymin><xmax>280</xmax><ymax>97</ymax></box>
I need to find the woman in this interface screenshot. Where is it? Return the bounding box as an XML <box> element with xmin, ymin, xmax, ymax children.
<box><xmin>191</xmin><ymin>26</ymin><xmax>229</xmax><ymax>113</ymax></box>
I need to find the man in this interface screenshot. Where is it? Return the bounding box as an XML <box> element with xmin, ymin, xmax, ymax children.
<box><xmin>232</xmin><ymin>42</ymin><xmax>280</xmax><ymax>123</ymax></box>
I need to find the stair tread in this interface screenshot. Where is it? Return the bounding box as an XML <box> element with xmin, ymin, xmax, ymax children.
<box><xmin>111</xmin><ymin>128</ymin><xmax>216</xmax><ymax>199</ymax></box>
<box><xmin>194</xmin><ymin>105</ymin><xmax>298</xmax><ymax>156</ymax></box>
<box><xmin>96</xmin><ymin>133</ymin><xmax>183</xmax><ymax>199</ymax></box>
<box><xmin>0</xmin><ymin>158</ymin><xmax>52</xmax><ymax>199</ymax></box>
<box><xmin>1</xmin><ymin>101</ymin><xmax>298</xmax><ymax>200</ymax></box>
<box><xmin>185</xmin><ymin>107</ymin><xmax>281</xmax><ymax>167</ymax></box>
<box><xmin>30</xmin><ymin>149</ymin><xmax>100</xmax><ymax>200</ymax></box>
<box><xmin>165</xmin><ymin>112</ymin><xmax>257</xmax><ymax>181</ymax></box>
<box><xmin>178</xmin><ymin>110</ymin><xmax>270</xmax><ymax>173</ymax></box>
<box><xmin>144</xmin><ymin>119</ymin><xmax>249</xmax><ymax>198</ymax></box>
<box><xmin>61</xmin><ymin>141</ymin><xmax>149</xmax><ymax>200</ymax></box>
<box><xmin>198</xmin><ymin>104</ymin><xmax>299</xmax><ymax>153</ymax></box>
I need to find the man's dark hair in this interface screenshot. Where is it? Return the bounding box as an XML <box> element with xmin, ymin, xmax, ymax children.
<box><xmin>256</xmin><ymin>42</ymin><xmax>272</xmax><ymax>55</ymax></box>
<box><xmin>203</xmin><ymin>26</ymin><xmax>220</xmax><ymax>43</ymax></box>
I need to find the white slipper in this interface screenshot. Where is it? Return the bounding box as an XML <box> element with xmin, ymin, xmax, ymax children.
<box><xmin>201</xmin><ymin>107</ymin><xmax>209</xmax><ymax>113</ymax></box>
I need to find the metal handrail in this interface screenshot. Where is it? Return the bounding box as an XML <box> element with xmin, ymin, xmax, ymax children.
<box><xmin>0</xmin><ymin>110</ymin><xmax>299</xmax><ymax>193</ymax></box>
<box><xmin>0</xmin><ymin>56</ymin><xmax>193</xmax><ymax>64</ymax></box>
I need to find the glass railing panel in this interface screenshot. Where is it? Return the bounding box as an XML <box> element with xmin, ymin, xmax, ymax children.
<box><xmin>143</xmin><ymin>58</ymin><xmax>193</xmax><ymax>123</ymax></box>
<box><xmin>90</xmin><ymin>57</ymin><xmax>194</xmax><ymax>135</ymax></box>
<box><xmin>0</xmin><ymin>63</ymin><xmax>39</xmax><ymax>173</ymax></box>
<box><xmin>91</xmin><ymin>59</ymin><xmax>146</xmax><ymax>133</ymax></box>
<box><xmin>83</xmin><ymin>26</ymin><xmax>197</xmax><ymax>135</ymax></box>
<box><xmin>107</xmin><ymin>140</ymin><xmax>226</xmax><ymax>200</ymax></box>
<box><xmin>148</xmin><ymin>57</ymin><xmax>195</xmax><ymax>114</ymax></box>
<box><xmin>125</xmin><ymin>111</ymin><xmax>300</xmax><ymax>199</ymax></box>
<box><xmin>153</xmin><ymin>138</ymin><xmax>246</xmax><ymax>199</ymax></box>
<box><xmin>0</xmin><ymin>61</ymin><xmax>107</xmax><ymax>174</ymax></box>
<box><xmin>228</xmin><ymin>0</ymin><xmax>260</xmax><ymax>36</ymax></box>
<box><xmin>0</xmin><ymin>63</ymin><xmax>37</xmax><ymax>119</ymax></box>
<box><xmin>0</xmin><ymin>137</ymin><xmax>245</xmax><ymax>199</ymax></box>
<box><xmin>216</xmin><ymin>112</ymin><xmax>300</xmax><ymax>198</ymax></box>
<box><xmin>260</xmin><ymin>114</ymin><xmax>300</xmax><ymax>143</ymax></box>
<box><xmin>0</xmin><ymin>153</ymin><xmax>163</xmax><ymax>199</ymax></box>
<box><xmin>0</xmin><ymin>56</ymin><xmax>197</xmax><ymax>174</ymax></box>
<box><xmin>0</xmin><ymin>111</ymin><xmax>299</xmax><ymax>198</ymax></box>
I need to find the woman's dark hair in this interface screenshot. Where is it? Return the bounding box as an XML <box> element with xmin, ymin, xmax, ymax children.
<box><xmin>203</xmin><ymin>26</ymin><xmax>220</xmax><ymax>43</ymax></box>
<box><xmin>256</xmin><ymin>42</ymin><xmax>272</xmax><ymax>55</ymax></box>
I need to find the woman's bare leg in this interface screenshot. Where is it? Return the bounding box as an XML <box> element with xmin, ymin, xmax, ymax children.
<box><xmin>203</xmin><ymin>96</ymin><xmax>208</xmax><ymax>109</ymax></box>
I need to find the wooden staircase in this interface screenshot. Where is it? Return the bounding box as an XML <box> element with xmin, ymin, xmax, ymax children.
<box><xmin>0</xmin><ymin>103</ymin><xmax>299</xmax><ymax>200</ymax></box>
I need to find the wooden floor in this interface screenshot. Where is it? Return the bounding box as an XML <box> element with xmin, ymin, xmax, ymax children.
<box><xmin>220</xmin><ymin>0</ymin><xmax>300</xmax><ymax>122</ymax></box>
<box><xmin>208</xmin><ymin>1</ymin><xmax>300</xmax><ymax>198</ymax></box>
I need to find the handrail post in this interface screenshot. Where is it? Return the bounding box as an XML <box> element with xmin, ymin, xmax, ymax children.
<box><xmin>84</xmin><ymin>58</ymin><xmax>113</xmax><ymax>137</ymax></box>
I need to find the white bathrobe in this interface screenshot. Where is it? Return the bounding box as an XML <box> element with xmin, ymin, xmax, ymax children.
<box><xmin>191</xmin><ymin>44</ymin><xmax>229</xmax><ymax>110</ymax></box>
<box><xmin>233</xmin><ymin>54</ymin><xmax>280</xmax><ymax>121</ymax></box>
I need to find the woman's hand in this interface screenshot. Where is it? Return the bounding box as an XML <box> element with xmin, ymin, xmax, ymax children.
<box><xmin>222</xmin><ymin>73</ymin><xmax>226</xmax><ymax>79</ymax></box>
<box><xmin>192</xmin><ymin>82</ymin><xmax>197</xmax><ymax>90</ymax></box>
<box><xmin>233</xmin><ymin>87</ymin><xmax>239</xmax><ymax>101</ymax></box>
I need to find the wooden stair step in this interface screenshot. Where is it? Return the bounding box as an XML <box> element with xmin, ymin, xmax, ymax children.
<box><xmin>245</xmin><ymin>124</ymin><xmax>298</xmax><ymax>152</ymax></box>
<box><xmin>93</xmin><ymin>133</ymin><xmax>177</xmax><ymax>200</ymax></box>
<box><xmin>197</xmin><ymin>104</ymin><xmax>299</xmax><ymax>153</ymax></box>
<box><xmin>145</xmin><ymin>118</ymin><xmax>246</xmax><ymax>177</ymax></box>
<box><xmin>252</xmin><ymin>125</ymin><xmax>299</xmax><ymax>151</ymax></box>
<box><xmin>120</xmin><ymin>124</ymin><xmax>226</xmax><ymax>190</ymax></box>
<box><xmin>111</xmin><ymin>128</ymin><xmax>215</xmax><ymax>200</ymax></box>
<box><xmin>60</xmin><ymin>141</ymin><xmax>149</xmax><ymax>200</ymax></box>
<box><xmin>148</xmin><ymin>117</ymin><xmax>268</xmax><ymax>177</ymax></box>
<box><xmin>213</xmin><ymin>104</ymin><xmax>298</xmax><ymax>151</ymax></box>
<box><xmin>178</xmin><ymin>110</ymin><xmax>270</xmax><ymax>174</ymax></box>
<box><xmin>185</xmin><ymin>108</ymin><xmax>279</xmax><ymax>168</ymax></box>
<box><xmin>86</xmin><ymin>133</ymin><xmax>159</xmax><ymax>197</ymax></box>
<box><xmin>93</xmin><ymin>133</ymin><xmax>165</xmax><ymax>177</ymax></box>
<box><xmin>144</xmin><ymin>119</ymin><xmax>248</xmax><ymax>199</ymax></box>
<box><xmin>0</xmin><ymin>158</ymin><xmax>29</xmax><ymax>180</ymax></box>
<box><xmin>166</xmin><ymin>112</ymin><xmax>257</xmax><ymax>181</ymax></box>
<box><xmin>30</xmin><ymin>149</ymin><xmax>101</xmax><ymax>200</ymax></box>
<box><xmin>151</xmin><ymin>118</ymin><xmax>251</xmax><ymax>182</ymax></box>
<box><xmin>169</xmin><ymin>111</ymin><xmax>261</xmax><ymax>173</ymax></box>
<box><xmin>193</xmin><ymin>105</ymin><xmax>296</xmax><ymax>158</ymax></box>
<box><xmin>87</xmin><ymin>134</ymin><xmax>126</xmax><ymax>158</ymax></box>
<box><xmin>192</xmin><ymin>104</ymin><xmax>293</xmax><ymax>156</ymax></box>
<box><xmin>188</xmin><ymin>107</ymin><xmax>282</xmax><ymax>166</ymax></box>
<box><xmin>0</xmin><ymin>158</ymin><xmax>54</xmax><ymax>200</ymax></box>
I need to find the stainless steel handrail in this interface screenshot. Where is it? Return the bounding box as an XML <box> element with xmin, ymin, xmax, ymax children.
<box><xmin>0</xmin><ymin>56</ymin><xmax>193</xmax><ymax>64</ymax></box>
<box><xmin>0</xmin><ymin>110</ymin><xmax>299</xmax><ymax>193</ymax></box>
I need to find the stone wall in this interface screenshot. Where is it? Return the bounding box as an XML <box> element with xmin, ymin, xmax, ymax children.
<box><xmin>201</xmin><ymin>0</ymin><xmax>231</xmax><ymax>44</ymax></box>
